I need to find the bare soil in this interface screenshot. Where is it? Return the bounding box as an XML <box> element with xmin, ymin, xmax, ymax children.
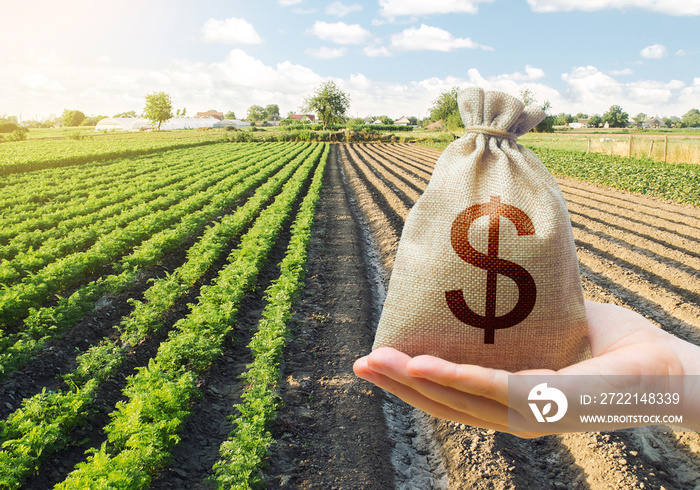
<box><xmin>3</xmin><ymin>141</ymin><xmax>700</xmax><ymax>489</ymax></box>
<box><xmin>297</xmin><ymin>142</ymin><xmax>700</xmax><ymax>490</ymax></box>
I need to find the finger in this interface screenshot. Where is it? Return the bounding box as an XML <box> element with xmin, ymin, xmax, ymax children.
<box><xmin>362</xmin><ymin>369</ymin><xmax>512</xmax><ymax>433</ymax></box>
<box><xmin>363</xmin><ymin>349</ymin><xmax>510</xmax><ymax>428</ymax></box>
<box><xmin>406</xmin><ymin>355</ymin><xmax>511</xmax><ymax>406</ymax></box>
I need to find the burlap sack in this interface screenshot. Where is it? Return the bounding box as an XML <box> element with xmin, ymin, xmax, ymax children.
<box><xmin>373</xmin><ymin>87</ymin><xmax>590</xmax><ymax>372</ymax></box>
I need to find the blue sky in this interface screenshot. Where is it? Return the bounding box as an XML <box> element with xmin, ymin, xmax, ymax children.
<box><xmin>1</xmin><ymin>0</ymin><xmax>699</xmax><ymax>121</ymax></box>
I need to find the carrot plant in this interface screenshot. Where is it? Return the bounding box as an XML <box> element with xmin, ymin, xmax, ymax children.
<box><xmin>55</xmin><ymin>143</ymin><xmax>326</xmax><ymax>489</ymax></box>
<box><xmin>212</xmin><ymin>143</ymin><xmax>330</xmax><ymax>489</ymax></box>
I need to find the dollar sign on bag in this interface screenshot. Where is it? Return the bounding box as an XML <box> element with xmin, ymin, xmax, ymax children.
<box><xmin>445</xmin><ymin>196</ymin><xmax>537</xmax><ymax>344</ymax></box>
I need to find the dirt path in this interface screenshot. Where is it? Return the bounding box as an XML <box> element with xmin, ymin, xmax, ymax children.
<box><xmin>318</xmin><ymin>142</ymin><xmax>700</xmax><ymax>489</ymax></box>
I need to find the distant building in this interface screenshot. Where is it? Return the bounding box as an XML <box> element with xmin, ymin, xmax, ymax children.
<box><xmin>394</xmin><ymin>116</ymin><xmax>411</xmax><ymax>126</ymax></box>
<box><xmin>196</xmin><ymin>111</ymin><xmax>224</xmax><ymax>121</ymax></box>
<box><xmin>642</xmin><ymin>116</ymin><xmax>665</xmax><ymax>129</ymax></box>
<box><xmin>289</xmin><ymin>114</ymin><xmax>316</xmax><ymax>123</ymax></box>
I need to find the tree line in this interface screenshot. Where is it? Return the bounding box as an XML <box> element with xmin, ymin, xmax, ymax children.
<box><xmin>428</xmin><ymin>87</ymin><xmax>700</xmax><ymax>131</ymax></box>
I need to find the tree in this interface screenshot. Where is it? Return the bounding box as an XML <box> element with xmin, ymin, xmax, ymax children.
<box><xmin>225</xmin><ymin>111</ymin><xmax>236</xmax><ymax>120</ymax></box>
<box><xmin>575</xmin><ymin>112</ymin><xmax>589</xmax><ymax>120</ymax></box>
<box><xmin>663</xmin><ymin>116</ymin><xmax>680</xmax><ymax>128</ymax></box>
<box><xmin>520</xmin><ymin>89</ymin><xmax>554</xmax><ymax>133</ymax></box>
<box><xmin>263</xmin><ymin>104</ymin><xmax>280</xmax><ymax>120</ymax></box>
<box><xmin>602</xmin><ymin>105</ymin><xmax>629</xmax><ymax>128</ymax></box>
<box><xmin>114</xmin><ymin>110</ymin><xmax>137</xmax><ymax>118</ymax></box>
<box><xmin>378</xmin><ymin>115</ymin><xmax>393</xmax><ymax>125</ymax></box>
<box><xmin>408</xmin><ymin>116</ymin><xmax>418</xmax><ymax>126</ymax></box>
<box><xmin>303</xmin><ymin>81</ymin><xmax>351</xmax><ymax>129</ymax></box>
<box><xmin>143</xmin><ymin>92</ymin><xmax>174</xmax><ymax>130</ymax></box>
<box><xmin>556</xmin><ymin>113</ymin><xmax>573</xmax><ymax>126</ymax></box>
<box><xmin>633</xmin><ymin>113</ymin><xmax>647</xmax><ymax>126</ymax></box>
<box><xmin>681</xmin><ymin>109</ymin><xmax>700</xmax><ymax>128</ymax></box>
<box><xmin>588</xmin><ymin>115</ymin><xmax>602</xmax><ymax>128</ymax></box>
<box><xmin>62</xmin><ymin>109</ymin><xmax>86</xmax><ymax>127</ymax></box>
<box><xmin>246</xmin><ymin>105</ymin><xmax>265</xmax><ymax>122</ymax></box>
<box><xmin>430</xmin><ymin>87</ymin><xmax>460</xmax><ymax>122</ymax></box>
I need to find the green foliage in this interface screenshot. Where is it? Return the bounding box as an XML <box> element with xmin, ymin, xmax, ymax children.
<box><xmin>0</xmin><ymin>122</ymin><xmax>21</xmax><ymax>133</ymax></box>
<box><xmin>62</xmin><ymin>109</ymin><xmax>86</xmax><ymax>127</ymax></box>
<box><xmin>212</xmin><ymin>144</ymin><xmax>330</xmax><ymax>489</ymax></box>
<box><xmin>246</xmin><ymin>105</ymin><xmax>265</xmax><ymax>122</ymax></box>
<box><xmin>143</xmin><ymin>91</ymin><xmax>174</xmax><ymax>131</ymax></box>
<box><xmin>303</xmin><ymin>81</ymin><xmax>351</xmax><ymax>129</ymax></box>
<box><xmin>530</xmin><ymin>147</ymin><xmax>700</xmax><ymax>205</ymax></box>
<box><xmin>556</xmin><ymin>113</ymin><xmax>574</xmax><ymax>126</ymax></box>
<box><xmin>603</xmin><ymin>105</ymin><xmax>629</xmax><ymax>128</ymax></box>
<box><xmin>430</xmin><ymin>87</ymin><xmax>460</xmax><ymax>124</ymax></box>
<box><xmin>588</xmin><ymin>114</ymin><xmax>602</xmax><ymax>127</ymax></box>
<box><xmin>3</xmin><ymin>128</ymin><xmax>28</xmax><ymax>142</ymax></box>
<box><xmin>681</xmin><ymin>108</ymin><xmax>700</xmax><ymax>128</ymax></box>
<box><xmin>113</xmin><ymin>110</ymin><xmax>137</xmax><ymax>118</ymax></box>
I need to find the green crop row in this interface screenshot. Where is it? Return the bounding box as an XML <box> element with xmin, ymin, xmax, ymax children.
<box><xmin>0</xmin><ymin>159</ymin><xmax>253</xmax><ymax>328</ymax></box>
<box><xmin>0</xmin><ymin>155</ymin><xmax>251</xmax><ymax>285</ymax></box>
<box><xmin>212</xmin><ymin>142</ymin><xmax>329</xmax><ymax>489</ymax></box>
<box><xmin>56</xmin><ymin>143</ymin><xmax>327</xmax><ymax>489</ymax></box>
<box><xmin>0</xmin><ymin>143</ymin><xmax>318</xmax><ymax>488</ymax></box>
<box><xmin>0</xmin><ymin>143</ymin><xmax>301</xmax><ymax>379</ymax></box>
<box><xmin>0</xmin><ymin>144</ymin><xmax>265</xmax><ymax>251</ymax></box>
<box><xmin>527</xmin><ymin>147</ymin><xmax>700</xmax><ymax>206</ymax></box>
<box><xmin>0</xmin><ymin>135</ymin><xmax>221</xmax><ymax>177</ymax></box>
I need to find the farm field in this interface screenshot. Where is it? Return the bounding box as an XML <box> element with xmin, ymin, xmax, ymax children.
<box><xmin>520</xmin><ymin>131</ymin><xmax>700</xmax><ymax>166</ymax></box>
<box><xmin>1</xmin><ymin>139</ymin><xmax>699</xmax><ymax>488</ymax></box>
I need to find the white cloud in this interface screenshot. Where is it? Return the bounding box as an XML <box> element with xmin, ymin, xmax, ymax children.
<box><xmin>326</xmin><ymin>2</ymin><xmax>362</xmax><ymax>17</ymax></box>
<box><xmin>279</xmin><ymin>0</ymin><xmax>302</xmax><ymax>5</ymax></box>
<box><xmin>363</xmin><ymin>45</ymin><xmax>392</xmax><ymax>57</ymax></box>
<box><xmin>558</xmin><ymin>65</ymin><xmax>691</xmax><ymax>116</ymax></box>
<box><xmin>305</xmin><ymin>21</ymin><xmax>371</xmax><ymax>44</ymax></box>
<box><xmin>527</xmin><ymin>0</ymin><xmax>700</xmax><ymax>15</ymax></box>
<box><xmin>378</xmin><ymin>0</ymin><xmax>494</xmax><ymax>17</ymax></box>
<box><xmin>609</xmin><ymin>68</ymin><xmax>634</xmax><ymax>76</ymax></box>
<box><xmin>640</xmin><ymin>44</ymin><xmax>668</xmax><ymax>59</ymax></box>
<box><xmin>628</xmin><ymin>80</ymin><xmax>685</xmax><ymax>104</ymax></box>
<box><xmin>305</xmin><ymin>46</ymin><xmax>348</xmax><ymax>59</ymax></box>
<box><xmin>494</xmin><ymin>65</ymin><xmax>546</xmax><ymax>82</ymax></box>
<box><xmin>390</xmin><ymin>24</ymin><xmax>493</xmax><ymax>52</ymax></box>
<box><xmin>201</xmin><ymin>18</ymin><xmax>262</xmax><ymax>44</ymax></box>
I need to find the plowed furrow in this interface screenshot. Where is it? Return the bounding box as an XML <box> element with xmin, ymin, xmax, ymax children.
<box><xmin>338</xmin><ymin>144</ymin><xmax>402</xmax><ymax>273</ymax></box>
<box><xmin>351</xmin><ymin>144</ymin><xmax>424</xmax><ymax>202</ymax></box>
<box><xmin>572</xmin><ymin>226</ymin><xmax>700</xmax><ymax>305</ymax></box>
<box><xmin>567</xmin><ymin>204</ymin><xmax>700</xmax><ymax>267</ymax></box>
<box><xmin>396</xmin><ymin>142</ymin><xmax>443</xmax><ymax>162</ymax></box>
<box><xmin>348</xmin><ymin>143</ymin><xmax>700</xmax><ymax>490</ymax></box>
<box><xmin>360</xmin><ymin>144</ymin><xmax>432</xmax><ymax>186</ymax></box>
<box><xmin>558</xmin><ymin>178</ymin><xmax>700</xmax><ymax>229</ymax></box>
<box><xmin>344</xmin><ymin>144</ymin><xmax>416</xmax><ymax>212</ymax></box>
<box><xmin>563</xmin><ymin>193</ymin><xmax>700</xmax><ymax>254</ymax></box>
<box><xmin>365</xmin><ymin>143</ymin><xmax>436</xmax><ymax>179</ymax></box>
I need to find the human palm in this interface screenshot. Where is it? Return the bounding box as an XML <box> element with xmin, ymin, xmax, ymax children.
<box><xmin>354</xmin><ymin>301</ymin><xmax>695</xmax><ymax>436</ymax></box>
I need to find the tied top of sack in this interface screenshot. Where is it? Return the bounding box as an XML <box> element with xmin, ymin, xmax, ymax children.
<box><xmin>372</xmin><ymin>86</ymin><xmax>590</xmax><ymax>372</ymax></box>
<box><xmin>458</xmin><ymin>87</ymin><xmax>545</xmax><ymax>140</ymax></box>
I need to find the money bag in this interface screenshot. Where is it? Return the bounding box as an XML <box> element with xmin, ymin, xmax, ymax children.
<box><xmin>372</xmin><ymin>87</ymin><xmax>590</xmax><ymax>371</ymax></box>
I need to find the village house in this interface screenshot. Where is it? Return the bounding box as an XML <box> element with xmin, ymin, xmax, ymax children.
<box><xmin>289</xmin><ymin>114</ymin><xmax>316</xmax><ymax>123</ymax></box>
<box><xmin>196</xmin><ymin>111</ymin><xmax>224</xmax><ymax>121</ymax></box>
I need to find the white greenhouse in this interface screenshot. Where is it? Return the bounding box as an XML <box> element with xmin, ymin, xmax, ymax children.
<box><xmin>95</xmin><ymin>117</ymin><xmax>221</xmax><ymax>132</ymax></box>
<box><xmin>213</xmin><ymin>119</ymin><xmax>250</xmax><ymax>128</ymax></box>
